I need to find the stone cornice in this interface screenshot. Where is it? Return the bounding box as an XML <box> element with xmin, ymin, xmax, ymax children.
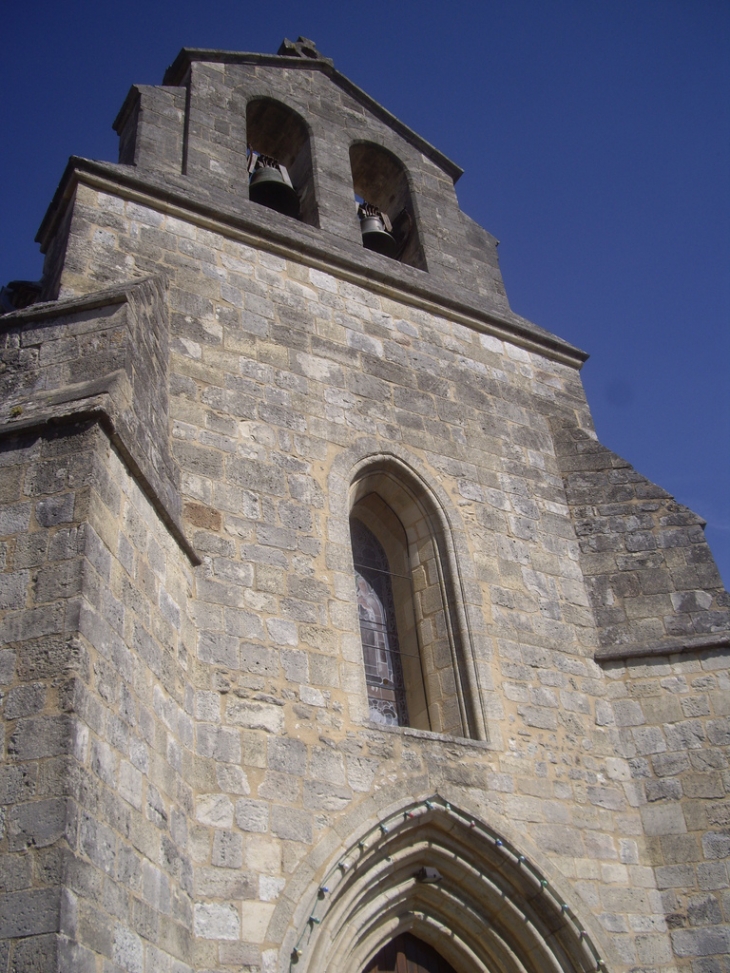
<box><xmin>36</xmin><ymin>159</ymin><xmax>589</xmax><ymax>370</ymax></box>
<box><xmin>0</xmin><ymin>279</ymin><xmax>131</xmax><ymax>329</ymax></box>
<box><xmin>595</xmin><ymin>631</ymin><xmax>730</xmax><ymax>663</ymax></box>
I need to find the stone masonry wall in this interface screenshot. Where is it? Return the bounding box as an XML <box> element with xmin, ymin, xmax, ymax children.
<box><xmin>47</xmin><ymin>182</ymin><xmax>716</xmax><ymax>971</ymax></box>
<box><xmin>601</xmin><ymin>651</ymin><xmax>730</xmax><ymax>969</ymax></box>
<box><xmin>2</xmin><ymin>46</ymin><xmax>728</xmax><ymax>973</ymax></box>
<box><xmin>553</xmin><ymin>418</ymin><xmax>730</xmax><ymax>655</ymax></box>
<box><xmin>0</xmin><ymin>424</ymin><xmax>95</xmax><ymax>972</ymax></box>
<box><xmin>0</xmin><ymin>422</ymin><xmax>196</xmax><ymax>972</ymax></box>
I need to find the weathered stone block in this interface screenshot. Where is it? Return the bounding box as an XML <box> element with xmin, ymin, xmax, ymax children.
<box><xmin>270</xmin><ymin>805</ymin><xmax>312</xmax><ymax>843</ymax></box>
<box><xmin>212</xmin><ymin>830</ymin><xmax>244</xmax><ymax>869</ymax></box>
<box><xmin>0</xmin><ymin>888</ymin><xmax>60</xmax><ymax>938</ymax></box>
<box><xmin>235</xmin><ymin>799</ymin><xmax>269</xmax><ymax>834</ymax></box>
<box><xmin>193</xmin><ymin>902</ymin><xmax>240</xmax><ymax>940</ymax></box>
<box><xmin>640</xmin><ymin>804</ymin><xmax>687</xmax><ymax>836</ymax></box>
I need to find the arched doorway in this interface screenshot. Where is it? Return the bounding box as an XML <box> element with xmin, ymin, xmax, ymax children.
<box><xmin>288</xmin><ymin>798</ymin><xmax>607</xmax><ymax>973</ymax></box>
<box><xmin>364</xmin><ymin>933</ymin><xmax>458</xmax><ymax>973</ymax></box>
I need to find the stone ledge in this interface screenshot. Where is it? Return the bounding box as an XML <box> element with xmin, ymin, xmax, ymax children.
<box><xmin>0</xmin><ymin>280</ymin><xmax>130</xmax><ymax>328</ymax></box>
<box><xmin>365</xmin><ymin>721</ymin><xmax>496</xmax><ymax>751</ymax></box>
<box><xmin>0</xmin><ymin>406</ymin><xmax>198</xmax><ymax>566</ymax></box>
<box><xmin>595</xmin><ymin>631</ymin><xmax>730</xmax><ymax>663</ymax></box>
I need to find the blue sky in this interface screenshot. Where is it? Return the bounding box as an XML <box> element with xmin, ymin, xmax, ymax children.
<box><xmin>2</xmin><ymin>0</ymin><xmax>728</xmax><ymax>585</ymax></box>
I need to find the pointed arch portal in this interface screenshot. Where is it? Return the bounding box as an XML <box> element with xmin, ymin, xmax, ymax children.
<box><xmin>288</xmin><ymin>799</ymin><xmax>606</xmax><ymax>973</ymax></box>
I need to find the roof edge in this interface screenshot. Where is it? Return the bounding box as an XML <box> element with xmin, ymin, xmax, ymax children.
<box><xmin>162</xmin><ymin>48</ymin><xmax>464</xmax><ymax>184</ymax></box>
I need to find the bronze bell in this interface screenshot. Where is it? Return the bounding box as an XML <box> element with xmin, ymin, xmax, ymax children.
<box><xmin>248</xmin><ymin>153</ymin><xmax>300</xmax><ymax>219</ymax></box>
<box><xmin>358</xmin><ymin>202</ymin><xmax>398</xmax><ymax>258</ymax></box>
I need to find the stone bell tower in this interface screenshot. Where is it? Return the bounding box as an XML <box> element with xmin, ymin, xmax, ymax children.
<box><xmin>1</xmin><ymin>37</ymin><xmax>729</xmax><ymax>973</ymax></box>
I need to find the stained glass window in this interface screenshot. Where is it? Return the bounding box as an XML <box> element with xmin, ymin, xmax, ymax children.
<box><xmin>350</xmin><ymin>519</ymin><xmax>409</xmax><ymax>727</ymax></box>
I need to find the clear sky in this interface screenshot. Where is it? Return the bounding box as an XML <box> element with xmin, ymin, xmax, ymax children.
<box><xmin>2</xmin><ymin>0</ymin><xmax>729</xmax><ymax>585</ymax></box>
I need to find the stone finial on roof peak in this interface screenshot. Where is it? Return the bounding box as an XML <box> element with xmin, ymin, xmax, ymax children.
<box><xmin>277</xmin><ymin>37</ymin><xmax>331</xmax><ymax>62</ymax></box>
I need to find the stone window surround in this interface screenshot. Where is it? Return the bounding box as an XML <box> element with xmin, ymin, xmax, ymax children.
<box><xmin>343</xmin><ymin>452</ymin><xmax>489</xmax><ymax>741</ymax></box>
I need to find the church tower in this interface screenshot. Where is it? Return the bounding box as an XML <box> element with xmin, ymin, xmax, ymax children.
<box><xmin>1</xmin><ymin>38</ymin><xmax>729</xmax><ymax>973</ymax></box>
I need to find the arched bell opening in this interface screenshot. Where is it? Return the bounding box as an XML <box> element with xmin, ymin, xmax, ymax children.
<box><xmin>246</xmin><ymin>97</ymin><xmax>318</xmax><ymax>226</ymax></box>
<box><xmin>349</xmin><ymin>142</ymin><xmax>426</xmax><ymax>270</ymax></box>
<box><xmin>289</xmin><ymin>799</ymin><xmax>607</xmax><ymax>973</ymax></box>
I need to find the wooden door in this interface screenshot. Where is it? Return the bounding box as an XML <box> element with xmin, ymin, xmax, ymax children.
<box><xmin>363</xmin><ymin>932</ymin><xmax>459</xmax><ymax>973</ymax></box>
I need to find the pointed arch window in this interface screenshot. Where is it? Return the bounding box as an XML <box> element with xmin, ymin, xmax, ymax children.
<box><xmin>348</xmin><ymin>462</ymin><xmax>488</xmax><ymax>740</ymax></box>
<box><xmin>350</xmin><ymin>469</ymin><xmax>479</xmax><ymax>736</ymax></box>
